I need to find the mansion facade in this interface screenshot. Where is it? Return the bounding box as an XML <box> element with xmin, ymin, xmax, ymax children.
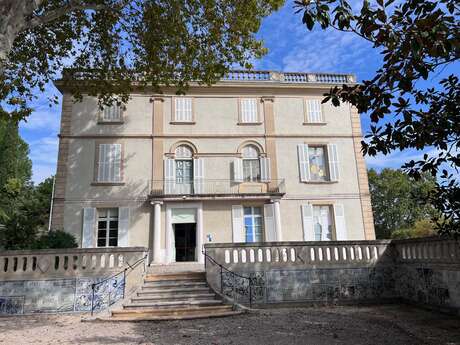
<box><xmin>51</xmin><ymin>70</ymin><xmax>375</xmax><ymax>264</ymax></box>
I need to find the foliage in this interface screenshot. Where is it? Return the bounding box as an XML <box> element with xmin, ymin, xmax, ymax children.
<box><xmin>391</xmin><ymin>219</ymin><xmax>437</xmax><ymax>239</ymax></box>
<box><xmin>32</xmin><ymin>230</ymin><xmax>78</xmax><ymax>249</ymax></box>
<box><xmin>1</xmin><ymin>0</ymin><xmax>284</xmax><ymax>121</ymax></box>
<box><xmin>368</xmin><ymin>168</ymin><xmax>437</xmax><ymax>239</ymax></box>
<box><xmin>295</xmin><ymin>0</ymin><xmax>460</xmax><ymax>235</ymax></box>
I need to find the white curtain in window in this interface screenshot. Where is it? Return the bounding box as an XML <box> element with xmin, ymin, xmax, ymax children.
<box><xmin>97</xmin><ymin>144</ymin><xmax>122</xmax><ymax>182</ymax></box>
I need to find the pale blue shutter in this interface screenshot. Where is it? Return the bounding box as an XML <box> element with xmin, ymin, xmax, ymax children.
<box><xmin>164</xmin><ymin>159</ymin><xmax>176</xmax><ymax>194</ymax></box>
<box><xmin>260</xmin><ymin>157</ymin><xmax>271</xmax><ymax>182</ymax></box>
<box><xmin>297</xmin><ymin>144</ymin><xmax>310</xmax><ymax>182</ymax></box>
<box><xmin>193</xmin><ymin>158</ymin><xmax>204</xmax><ymax>194</ymax></box>
<box><xmin>327</xmin><ymin>144</ymin><xmax>340</xmax><ymax>181</ymax></box>
<box><xmin>264</xmin><ymin>204</ymin><xmax>276</xmax><ymax>241</ymax></box>
<box><xmin>301</xmin><ymin>204</ymin><xmax>314</xmax><ymax>241</ymax></box>
<box><xmin>118</xmin><ymin>207</ymin><xmax>130</xmax><ymax>247</ymax></box>
<box><xmin>233</xmin><ymin>158</ymin><xmax>243</xmax><ymax>183</ymax></box>
<box><xmin>334</xmin><ymin>204</ymin><xmax>347</xmax><ymax>240</ymax></box>
<box><xmin>232</xmin><ymin>205</ymin><xmax>245</xmax><ymax>243</ymax></box>
<box><xmin>82</xmin><ymin>208</ymin><xmax>96</xmax><ymax>248</ymax></box>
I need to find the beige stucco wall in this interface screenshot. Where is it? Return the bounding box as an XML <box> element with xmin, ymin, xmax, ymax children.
<box><xmin>53</xmin><ymin>81</ymin><xmax>374</xmax><ymax>251</ymax></box>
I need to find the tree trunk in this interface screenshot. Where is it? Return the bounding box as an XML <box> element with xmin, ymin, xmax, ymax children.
<box><xmin>0</xmin><ymin>0</ymin><xmax>43</xmax><ymax>65</ymax></box>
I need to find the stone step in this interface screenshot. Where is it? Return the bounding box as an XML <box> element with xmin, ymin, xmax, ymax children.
<box><xmin>142</xmin><ymin>280</ymin><xmax>207</xmax><ymax>288</ymax></box>
<box><xmin>124</xmin><ymin>299</ymin><xmax>223</xmax><ymax>309</ymax></box>
<box><xmin>108</xmin><ymin>310</ymin><xmax>243</xmax><ymax>321</ymax></box>
<box><xmin>140</xmin><ymin>286</ymin><xmax>211</xmax><ymax>294</ymax></box>
<box><xmin>145</xmin><ymin>272</ymin><xmax>205</xmax><ymax>282</ymax></box>
<box><xmin>132</xmin><ymin>293</ymin><xmax>216</xmax><ymax>302</ymax></box>
<box><xmin>112</xmin><ymin>305</ymin><xmax>233</xmax><ymax>318</ymax></box>
<box><xmin>147</xmin><ymin>263</ymin><xmax>204</xmax><ymax>275</ymax></box>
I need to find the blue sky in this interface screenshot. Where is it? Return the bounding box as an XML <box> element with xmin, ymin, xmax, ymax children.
<box><xmin>18</xmin><ymin>0</ymin><xmax>454</xmax><ymax>183</ymax></box>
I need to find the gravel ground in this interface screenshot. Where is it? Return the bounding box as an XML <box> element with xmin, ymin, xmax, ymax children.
<box><xmin>0</xmin><ymin>304</ymin><xmax>459</xmax><ymax>345</ymax></box>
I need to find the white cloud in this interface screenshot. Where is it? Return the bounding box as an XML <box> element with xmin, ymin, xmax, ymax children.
<box><xmin>27</xmin><ymin>136</ymin><xmax>59</xmax><ymax>183</ymax></box>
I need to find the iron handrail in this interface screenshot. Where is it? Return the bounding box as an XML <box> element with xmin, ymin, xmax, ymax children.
<box><xmin>90</xmin><ymin>254</ymin><xmax>148</xmax><ymax>316</ymax></box>
<box><xmin>202</xmin><ymin>247</ymin><xmax>254</xmax><ymax>308</ymax></box>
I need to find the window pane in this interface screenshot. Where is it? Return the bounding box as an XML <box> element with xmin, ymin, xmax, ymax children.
<box><xmin>313</xmin><ymin>205</ymin><xmax>333</xmax><ymax>241</ymax></box>
<box><xmin>97</xmin><ymin>239</ymin><xmax>106</xmax><ymax>247</ymax></box>
<box><xmin>98</xmin><ymin>209</ymin><xmax>107</xmax><ymax>219</ymax></box>
<box><xmin>243</xmin><ymin>207</ymin><xmax>252</xmax><ymax>215</ymax></box>
<box><xmin>109</xmin><ymin>238</ymin><xmax>118</xmax><ymax>247</ymax></box>
<box><xmin>308</xmin><ymin>147</ymin><xmax>327</xmax><ymax>181</ymax></box>
<box><xmin>109</xmin><ymin>229</ymin><xmax>118</xmax><ymax>238</ymax></box>
<box><xmin>109</xmin><ymin>221</ymin><xmax>118</xmax><ymax>229</ymax></box>
<box><xmin>98</xmin><ymin>221</ymin><xmax>107</xmax><ymax>229</ymax></box>
<box><xmin>253</xmin><ymin>207</ymin><xmax>262</xmax><ymax>216</ymax></box>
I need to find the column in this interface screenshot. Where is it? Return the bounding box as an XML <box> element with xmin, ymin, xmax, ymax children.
<box><xmin>273</xmin><ymin>200</ymin><xmax>283</xmax><ymax>241</ymax></box>
<box><xmin>196</xmin><ymin>205</ymin><xmax>204</xmax><ymax>263</ymax></box>
<box><xmin>165</xmin><ymin>207</ymin><xmax>172</xmax><ymax>263</ymax></box>
<box><xmin>152</xmin><ymin>201</ymin><xmax>163</xmax><ymax>263</ymax></box>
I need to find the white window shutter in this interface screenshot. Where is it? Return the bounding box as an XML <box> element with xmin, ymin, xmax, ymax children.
<box><xmin>113</xmin><ymin>144</ymin><xmax>122</xmax><ymax>182</ymax></box>
<box><xmin>164</xmin><ymin>159</ymin><xmax>176</xmax><ymax>194</ymax></box>
<box><xmin>327</xmin><ymin>144</ymin><xmax>340</xmax><ymax>181</ymax></box>
<box><xmin>334</xmin><ymin>204</ymin><xmax>347</xmax><ymax>240</ymax></box>
<box><xmin>264</xmin><ymin>204</ymin><xmax>276</xmax><ymax>242</ymax></box>
<box><xmin>193</xmin><ymin>158</ymin><xmax>204</xmax><ymax>194</ymax></box>
<box><xmin>231</xmin><ymin>205</ymin><xmax>245</xmax><ymax>243</ymax></box>
<box><xmin>260</xmin><ymin>157</ymin><xmax>271</xmax><ymax>182</ymax></box>
<box><xmin>301</xmin><ymin>204</ymin><xmax>315</xmax><ymax>241</ymax></box>
<box><xmin>118</xmin><ymin>207</ymin><xmax>130</xmax><ymax>247</ymax></box>
<box><xmin>297</xmin><ymin>144</ymin><xmax>310</xmax><ymax>182</ymax></box>
<box><xmin>233</xmin><ymin>158</ymin><xmax>243</xmax><ymax>183</ymax></box>
<box><xmin>82</xmin><ymin>208</ymin><xmax>96</xmax><ymax>248</ymax></box>
<box><xmin>175</xmin><ymin>98</ymin><xmax>192</xmax><ymax>122</ymax></box>
<box><xmin>306</xmin><ymin>99</ymin><xmax>322</xmax><ymax>123</ymax></box>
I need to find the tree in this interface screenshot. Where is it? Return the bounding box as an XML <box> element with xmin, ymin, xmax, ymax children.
<box><xmin>368</xmin><ymin>168</ymin><xmax>436</xmax><ymax>239</ymax></box>
<box><xmin>1</xmin><ymin>0</ymin><xmax>283</xmax><ymax>121</ymax></box>
<box><xmin>295</xmin><ymin>0</ymin><xmax>460</xmax><ymax>235</ymax></box>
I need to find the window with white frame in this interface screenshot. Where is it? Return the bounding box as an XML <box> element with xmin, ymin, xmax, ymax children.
<box><xmin>308</xmin><ymin>146</ymin><xmax>328</xmax><ymax>181</ymax></box>
<box><xmin>244</xmin><ymin>206</ymin><xmax>263</xmax><ymax>242</ymax></box>
<box><xmin>298</xmin><ymin>143</ymin><xmax>339</xmax><ymax>182</ymax></box>
<box><xmin>97</xmin><ymin>144</ymin><xmax>122</xmax><ymax>182</ymax></box>
<box><xmin>175</xmin><ymin>145</ymin><xmax>193</xmax><ymax>184</ymax></box>
<box><xmin>242</xmin><ymin>145</ymin><xmax>260</xmax><ymax>182</ymax></box>
<box><xmin>313</xmin><ymin>205</ymin><xmax>334</xmax><ymax>241</ymax></box>
<box><xmin>240</xmin><ymin>98</ymin><xmax>258</xmax><ymax>123</ymax></box>
<box><xmin>305</xmin><ymin>99</ymin><xmax>324</xmax><ymax>123</ymax></box>
<box><xmin>97</xmin><ymin>208</ymin><xmax>118</xmax><ymax>247</ymax></box>
<box><xmin>102</xmin><ymin>103</ymin><xmax>123</xmax><ymax>122</ymax></box>
<box><xmin>174</xmin><ymin>97</ymin><xmax>193</xmax><ymax>122</ymax></box>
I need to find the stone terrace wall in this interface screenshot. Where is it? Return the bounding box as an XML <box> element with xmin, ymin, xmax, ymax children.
<box><xmin>0</xmin><ymin>247</ymin><xmax>147</xmax><ymax>315</ymax></box>
<box><xmin>204</xmin><ymin>239</ymin><xmax>460</xmax><ymax>314</ymax></box>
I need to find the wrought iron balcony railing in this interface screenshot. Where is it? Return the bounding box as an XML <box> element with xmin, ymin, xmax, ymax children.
<box><xmin>150</xmin><ymin>179</ymin><xmax>285</xmax><ymax>197</ymax></box>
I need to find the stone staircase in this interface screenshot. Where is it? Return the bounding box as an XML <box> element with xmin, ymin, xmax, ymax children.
<box><xmin>108</xmin><ymin>271</ymin><xmax>242</xmax><ymax>321</ymax></box>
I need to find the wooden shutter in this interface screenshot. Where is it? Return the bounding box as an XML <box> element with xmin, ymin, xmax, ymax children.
<box><xmin>297</xmin><ymin>144</ymin><xmax>310</xmax><ymax>182</ymax></box>
<box><xmin>231</xmin><ymin>205</ymin><xmax>245</xmax><ymax>243</ymax></box>
<box><xmin>175</xmin><ymin>98</ymin><xmax>192</xmax><ymax>122</ymax></box>
<box><xmin>113</xmin><ymin>144</ymin><xmax>122</xmax><ymax>182</ymax></box>
<box><xmin>118</xmin><ymin>207</ymin><xmax>130</xmax><ymax>247</ymax></box>
<box><xmin>241</xmin><ymin>98</ymin><xmax>257</xmax><ymax>123</ymax></box>
<box><xmin>334</xmin><ymin>204</ymin><xmax>347</xmax><ymax>240</ymax></box>
<box><xmin>82</xmin><ymin>208</ymin><xmax>96</xmax><ymax>248</ymax></box>
<box><xmin>327</xmin><ymin>144</ymin><xmax>340</xmax><ymax>181</ymax></box>
<box><xmin>97</xmin><ymin>144</ymin><xmax>107</xmax><ymax>182</ymax></box>
<box><xmin>260</xmin><ymin>157</ymin><xmax>271</xmax><ymax>182</ymax></box>
<box><xmin>264</xmin><ymin>204</ymin><xmax>276</xmax><ymax>242</ymax></box>
<box><xmin>306</xmin><ymin>99</ymin><xmax>323</xmax><ymax>123</ymax></box>
<box><xmin>233</xmin><ymin>158</ymin><xmax>243</xmax><ymax>183</ymax></box>
<box><xmin>301</xmin><ymin>204</ymin><xmax>315</xmax><ymax>241</ymax></box>
<box><xmin>164</xmin><ymin>159</ymin><xmax>176</xmax><ymax>194</ymax></box>
<box><xmin>193</xmin><ymin>158</ymin><xmax>204</xmax><ymax>194</ymax></box>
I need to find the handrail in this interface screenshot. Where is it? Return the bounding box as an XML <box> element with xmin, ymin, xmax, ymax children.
<box><xmin>202</xmin><ymin>246</ymin><xmax>254</xmax><ymax>308</ymax></box>
<box><xmin>90</xmin><ymin>254</ymin><xmax>148</xmax><ymax>316</ymax></box>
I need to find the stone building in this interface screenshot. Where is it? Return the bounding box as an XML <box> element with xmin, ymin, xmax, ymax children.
<box><xmin>51</xmin><ymin>70</ymin><xmax>375</xmax><ymax>265</ymax></box>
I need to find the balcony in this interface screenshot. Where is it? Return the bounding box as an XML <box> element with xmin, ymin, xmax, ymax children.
<box><xmin>149</xmin><ymin>179</ymin><xmax>285</xmax><ymax>199</ymax></box>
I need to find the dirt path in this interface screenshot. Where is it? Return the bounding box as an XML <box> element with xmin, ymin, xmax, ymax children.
<box><xmin>0</xmin><ymin>305</ymin><xmax>459</xmax><ymax>345</ymax></box>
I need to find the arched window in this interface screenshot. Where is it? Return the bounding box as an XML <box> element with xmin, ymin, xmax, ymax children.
<box><xmin>175</xmin><ymin>145</ymin><xmax>193</xmax><ymax>186</ymax></box>
<box><xmin>241</xmin><ymin>145</ymin><xmax>260</xmax><ymax>182</ymax></box>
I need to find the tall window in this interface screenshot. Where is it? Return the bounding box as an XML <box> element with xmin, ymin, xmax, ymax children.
<box><xmin>308</xmin><ymin>146</ymin><xmax>328</xmax><ymax>181</ymax></box>
<box><xmin>244</xmin><ymin>206</ymin><xmax>263</xmax><ymax>242</ymax></box>
<box><xmin>313</xmin><ymin>205</ymin><xmax>333</xmax><ymax>241</ymax></box>
<box><xmin>305</xmin><ymin>99</ymin><xmax>323</xmax><ymax>123</ymax></box>
<box><xmin>242</xmin><ymin>145</ymin><xmax>260</xmax><ymax>182</ymax></box>
<box><xmin>102</xmin><ymin>104</ymin><xmax>123</xmax><ymax>122</ymax></box>
<box><xmin>97</xmin><ymin>208</ymin><xmax>118</xmax><ymax>247</ymax></box>
<box><xmin>97</xmin><ymin>144</ymin><xmax>122</xmax><ymax>182</ymax></box>
<box><xmin>174</xmin><ymin>97</ymin><xmax>193</xmax><ymax>122</ymax></box>
<box><xmin>175</xmin><ymin>145</ymin><xmax>193</xmax><ymax>190</ymax></box>
<box><xmin>240</xmin><ymin>98</ymin><xmax>258</xmax><ymax>123</ymax></box>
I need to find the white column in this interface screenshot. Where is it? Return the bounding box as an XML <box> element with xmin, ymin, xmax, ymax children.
<box><xmin>196</xmin><ymin>205</ymin><xmax>204</xmax><ymax>263</ymax></box>
<box><xmin>165</xmin><ymin>207</ymin><xmax>173</xmax><ymax>263</ymax></box>
<box><xmin>273</xmin><ymin>200</ymin><xmax>282</xmax><ymax>241</ymax></box>
<box><xmin>152</xmin><ymin>201</ymin><xmax>163</xmax><ymax>263</ymax></box>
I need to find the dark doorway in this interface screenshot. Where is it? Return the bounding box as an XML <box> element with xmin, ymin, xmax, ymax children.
<box><xmin>174</xmin><ymin>223</ymin><xmax>197</xmax><ymax>262</ymax></box>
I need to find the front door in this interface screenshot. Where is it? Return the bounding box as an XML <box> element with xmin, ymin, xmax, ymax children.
<box><xmin>174</xmin><ymin>223</ymin><xmax>196</xmax><ymax>262</ymax></box>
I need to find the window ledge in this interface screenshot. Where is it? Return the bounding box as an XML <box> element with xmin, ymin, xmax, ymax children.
<box><xmin>97</xmin><ymin>121</ymin><xmax>124</xmax><ymax>125</ymax></box>
<box><xmin>301</xmin><ymin>180</ymin><xmax>338</xmax><ymax>184</ymax></box>
<box><xmin>237</xmin><ymin>122</ymin><xmax>263</xmax><ymax>126</ymax></box>
<box><xmin>91</xmin><ymin>182</ymin><xmax>125</xmax><ymax>186</ymax></box>
<box><xmin>303</xmin><ymin>122</ymin><xmax>327</xmax><ymax>126</ymax></box>
<box><xmin>170</xmin><ymin>121</ymin><xmax>196</xmax><ymax>125</ymax></box>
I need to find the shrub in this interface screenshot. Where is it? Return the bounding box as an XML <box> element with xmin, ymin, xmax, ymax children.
<box><xmin>33</xmin><ymin>230</ymin><xmax>78</xmax><ymax>249</ymax></box>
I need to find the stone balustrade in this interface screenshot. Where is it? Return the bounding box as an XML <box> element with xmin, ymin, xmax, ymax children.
<box><xmin>393</xmin><ymin>237</ymin><xmax>460</xmax><ymax>264</ymax></box>
<box><xmin>0</xmin><ymin>247</ymin><xmax>148</xmax><ymax>281</ymax></box>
